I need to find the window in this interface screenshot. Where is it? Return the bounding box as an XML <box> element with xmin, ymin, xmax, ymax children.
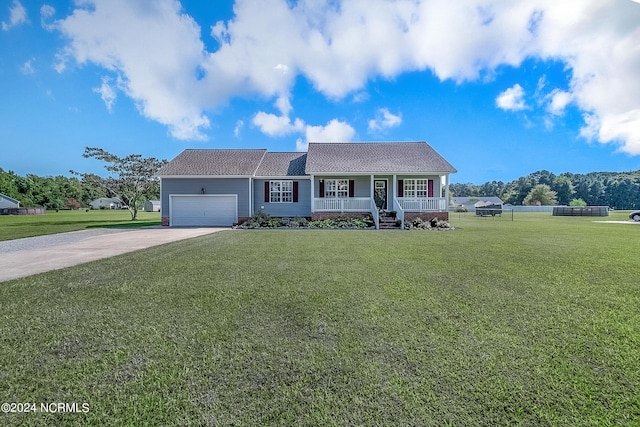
<box><xmin>403</xmin><ymin>179</ymin><xmax>429</xmax><ymax>198</ymax></box>
<box><xmin>324</xmin><ymin>179</ymin><xmax>349</xmax><ymax>198</ymax></box>
<box><xmin>269</xmin><ymin>180</ymin><xmax>293</xmax><ymax>203</ymax></box>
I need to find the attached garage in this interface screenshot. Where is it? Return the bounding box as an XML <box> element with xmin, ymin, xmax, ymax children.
<box><xmin>169</xmin><ymin>195</ymin><xmax>237</xmax><ymax>227</ymax></box>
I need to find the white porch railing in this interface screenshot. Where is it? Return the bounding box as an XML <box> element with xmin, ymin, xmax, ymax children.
<box><xmin>313</xmin><ymin>197</ymin><xmax>371</xmax><ymax>212</ymax></box>
<box><xmin>370</xmin><ymin>198</ymin><xmax>379</xmax><ymax>229</ymax></box>
<box><xmin>392</xmin><ymin>197</ymin><xmax>405</xmax><ymax>229</ymax></box>
<box><xmin>397</xmin><ymin>197</ymin><xmax>447</xmax><ymax>212</ymax></box>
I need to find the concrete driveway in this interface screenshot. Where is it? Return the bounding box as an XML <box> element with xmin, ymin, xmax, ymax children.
<box><xmin>0</xmin><ymin>227</ymin><xmax>226</xmax><ymax>282</ymax></box>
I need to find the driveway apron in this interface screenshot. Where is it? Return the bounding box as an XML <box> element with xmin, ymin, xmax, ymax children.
<box><xmin>0</xmin><ymin>227</ymin><xmax>225</xmax><ymax>282</ymax></box>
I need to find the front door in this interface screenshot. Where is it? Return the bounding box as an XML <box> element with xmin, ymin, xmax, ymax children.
<box><xmin>374</xmin><ymin>180</ymin><xmax>387</xmax><ymax>210</ymax></box>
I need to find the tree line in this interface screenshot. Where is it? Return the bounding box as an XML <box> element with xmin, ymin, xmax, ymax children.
<box><xmin>0</xmin><ymin>167</ymin><xmax>160</xmax><ymax>211</ymax></box>
<box><xmin>451</xmin><ymin>169</ymin><xmax>640</xmax><ymax>209</ymax></box>
<box><xmin>0</xmin><ymin>168</ymin><xmax>104</xmax><ymax>209</ymax></box>
<box><xmin>1</xmin><ymin>148</ymin><xmax>166</xmax><ymax>219</ymax></box>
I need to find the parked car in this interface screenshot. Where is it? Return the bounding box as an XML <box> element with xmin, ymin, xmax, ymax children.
<box><xmin>629</xmin><ymin>211</ymin><xmax>640</xmax><ymax>221</ymax></box>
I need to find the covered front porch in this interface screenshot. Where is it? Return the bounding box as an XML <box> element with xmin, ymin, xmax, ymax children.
<box><xmin>311</xmin><ymin>174</ymin><xmax>451</xmax><ymax>229</ymax></box>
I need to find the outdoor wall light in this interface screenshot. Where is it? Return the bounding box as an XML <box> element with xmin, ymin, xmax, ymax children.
<box><xmin>201</xmin><ymin>187</ymin><xmax>205</xmax><ymax>194</ymax></box>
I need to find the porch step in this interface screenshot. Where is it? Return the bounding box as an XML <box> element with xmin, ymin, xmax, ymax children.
<box><xmin>378</xmin><ymin>217</ymin><xmax>401</xmax><ymax>229</ymax></box>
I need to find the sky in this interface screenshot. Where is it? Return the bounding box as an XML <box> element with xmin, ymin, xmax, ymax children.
<box><xmin>1</xmin><ymin>0</ymin><xmax>640</xmax><ymax>184</ymax></box>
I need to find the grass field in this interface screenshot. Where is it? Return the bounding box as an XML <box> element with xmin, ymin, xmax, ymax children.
<box><xmin>1</xmin><ymin>212</ymin><xmax>639</xmax><ymax>425</ymax></box>
<box><xmin>0</xmin><ymin>210</ymin><xmax>161</xmax><ymax>242</ymax></box>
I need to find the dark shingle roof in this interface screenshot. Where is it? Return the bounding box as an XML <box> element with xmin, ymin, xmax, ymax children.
<box><xmin>158</xmin><ymin>142</ymin><xmax>456</xmax><ymax>178</ymax></box>
<box><xmin>157</xmin><ymin>149</ymin><xmax>267</xmax><ymax>176</ymax></box>
<box><xmin>305</xmin><ymin>142</ymin><xmax>457</xmax><ymax>174</ymax></box>
<box><xmin>254</xmin><ymin>153</ymin><xmax>307</xmax><ymax>176</ymax></box>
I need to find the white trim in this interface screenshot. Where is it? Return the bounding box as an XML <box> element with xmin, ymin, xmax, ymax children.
<box><xmin>253</xmin><ymin>175</ymin><xmax>310</xmax><ymax>179</ymax></box>
<box><xmin>268</xmin><ymin>180</ymin><xmax>294</xmax><ymax>203</ymax></box>
<box><xmin>323</xmin><ymin>178</ymin><xmax>349</xmax><ymax>198</ymax></box>
<box><xmin>373</xmin><ymin>177</ymin><xmax>389</xmax><ymax>210</ymax></box>
<box><xmin>158</xmin><ymin>174</ymin><xmax>254</xmax><ymax>179</ymax></box>
<box><xmin>307</xmin><ymin>171</ymin><xmax>455</xmax><ymax>176</ymax></box>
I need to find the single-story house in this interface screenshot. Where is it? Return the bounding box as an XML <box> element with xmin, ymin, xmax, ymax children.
<box><xmin>89</xmin><ymin>197</ymin><xmax>124</xmax><ymax>210</ymax></box>
<box><xmin>157</xmin><ymin>141</ymin><xmax>457</xmax><ymax>229</ymax></box>
<box><xmin>144</xmin><ymin>200</ymin><xmax>161</xmax><ymax>212</ymax></box>
<box><xmin>0</xmin><ymin>194</ymin><xmax>20</xmax><ymax>209</ymax></box>
<box><xmin>452</xmin><ymin>196</ymin><xmax>503</xmax><ymax>212</ymax></box>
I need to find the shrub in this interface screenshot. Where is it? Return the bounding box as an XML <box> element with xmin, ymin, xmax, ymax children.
<box><xmin>238</xmin><ymin>211</ymin><xmax>273</xmax><ymax>229</ymax></box>
<box><xmin>570</xmin><ymin>198</ymin><xmax>587</xmax><ymax>206</ymax></box>
<box><xmin>267</xmin><ymin>217</ymin><xmax>283</xmax><ymax>228</ymax></box>
<box><xmin>308</xmin><ymin>217</ymin><xmax>373</xmax><ymax>229</ymax></box>
<box><xmin>289</xmin><ymin>217</ymin><xmax>308</xmax><ymax>228</ymax></box>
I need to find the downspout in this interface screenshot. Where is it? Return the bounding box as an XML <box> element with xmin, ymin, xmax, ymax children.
<box><xmin>249</xmin><ymin>177</ymin><xmax>253</xmax><ymax>217</ymax></box>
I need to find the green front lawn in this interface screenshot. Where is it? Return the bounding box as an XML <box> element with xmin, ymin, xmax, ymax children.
<box><xmin>0</xmin><ymin>210</ymin><xmax>161</xmax><ymax>242</ymax></box>
<box><xmin>1</xmin><ymin>213</ymin><xmax>639</xmax><ymax>425</ymax></box>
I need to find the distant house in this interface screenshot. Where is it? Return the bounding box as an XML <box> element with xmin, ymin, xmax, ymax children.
<box><xmin>453</xmin><ymin>196</ymin><xmax>503</xmax><ymax>212</ymax></box>
<box><xmin>157</xmin><ymin>141</ymin><xmax>457</xmax><ymax>228</ymax></box>
<box><xmin>89</xmin><ymin>197</ymin><xmax>124</xmax><ymax>210</ymax></box>
<box><xmin>144</xmin><ymin>200</ymin><xmax>161</xmax><ymax>212</ymax></box>
<box><xmin>0</xmin><ymin>194</ymin><xmax>20</xmax><ymax>209</ymax></box>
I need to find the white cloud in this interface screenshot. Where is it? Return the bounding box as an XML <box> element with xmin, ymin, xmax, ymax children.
<box><xmin>546</xmin><ymin>89</ymin><xmax>572</xmax><ymax>116</ymax></box>
<box><xmin>52</xmin><ymin>0</ymin><xmax>210</xmax><ymax>140</ymax></box>
<box><xmin>368</xmin><ymin>108</ymin><xmax>402</xmax><ymax>132</ymax></box>
<box><xmin>253</xmin><ymin>111</ymin><xmax>305</xmax><ymax>137</ymax></box>
<box><xmin>254</xmin><ymin>96</ymin><xmax>354</xmax><ymax>147</ymax></box>
<box><xmin>297</xmin><ymin>119</ymin><xmax>356</xmax><ymax>151</ymax></box>
<box><xmin>20</xmin><ymin>58</ymin><xmax>35</xmax><ymax>75</ymax></box>
<box><xmin>234</xmin><ymin>120</ymin><xmax>244</xmax><ymax>137</ymax></box>
<box><xmin>2</xmin><ymin>0</ymin><xmax>27</xmax><ymax>31</ymax></box>
<box><xmin>51</xmin><ymin>0</ymin><xmax>640</xmax><ymax>154</ymax></box>
<box><xmin>496</xmin><ymin>84</ymin><xmax>527</xmax><ymax>111</ymax></box>
<box><xmin>40</xmin><ymin>4</ymin><xmax>56</xmax><ymax>31</ymax></box>
<box><xmin>93</xmin><ymin>76</ymin><xmax>117</xmax><ymax>112</ymax></box>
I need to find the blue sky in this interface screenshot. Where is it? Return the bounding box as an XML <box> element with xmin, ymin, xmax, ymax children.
<box><xmin>1</xmin><ymin>0</ymin><xmax>639</xmax><ymax>184</ymax></box>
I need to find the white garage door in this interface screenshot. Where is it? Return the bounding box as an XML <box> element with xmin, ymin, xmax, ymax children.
<box><xmin>170</xmin><ymin>195</ymin><xmax>237</xmax><ymax>226</ymax></box>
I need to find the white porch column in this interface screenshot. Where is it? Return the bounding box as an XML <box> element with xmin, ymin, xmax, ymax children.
<box><xmin>370</xmin><ymin>175</ymin><xmax>374</xmax><ymax>201</ymax></box>
<box><xmin>310</xmin><ymin>175</ymin><xmax>315</xmax><ymax>213</ymax></box>
<box><xmin>444</xmin><ymin>174</ymin><xmax>450</xmax><ymax>212</ymax></box>
<box><xmin>391</xmin><ymin>175</ymin><xmax>398</xmax><ymax>201</ymax></box>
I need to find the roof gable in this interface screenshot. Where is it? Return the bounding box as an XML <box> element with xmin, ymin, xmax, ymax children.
<box><xmin>157</xmin><ymin>149</ymin><xmax>267</xmax><ymax>176</ymax></box>
<box><xmin>254</xmin><ymin>152</ymin><xmax>307</xmax><ymax>176</ymax></box>
<box><xmin>305</xmin><ymin>142</ymin><xmax>456</xmax><ymax>174</ymax></box>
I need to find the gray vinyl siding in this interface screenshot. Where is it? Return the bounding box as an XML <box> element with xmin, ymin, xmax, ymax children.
<box><xmin>161</xmin><ymin>178</ymin><xmax>251</xmax><ymax>218</ymax></box>
<box><xmin>254</xmin><ymin>179</ymin><xmax>312</xmax><ymax>217</ymax></box>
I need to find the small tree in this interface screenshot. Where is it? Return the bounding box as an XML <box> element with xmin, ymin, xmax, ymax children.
<box><xmin>569</xmin><ymin>198</ymin><xmax>587</xmax><ymax>206</ymax></box>
<box><xmin>72</xmin><ymin>147</ymin><xmax>167</xmax><ymax>220</ymax></box>
<box><xmin>523</xmin><ymin>184</ymin><xmax>558</xmax><ymax>206</ymax></box>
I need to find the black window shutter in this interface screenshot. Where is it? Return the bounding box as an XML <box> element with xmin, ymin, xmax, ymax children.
<box><xmin>398</xmin><ymin>180</ymin><xmax>404</xmax><ymax>197</ymax></box>
<box><xmin>348</xmin><ymin>180</ymin><xmax>355</xmax><ymax>198</ymax></box>
<box><xmin>319</xmin><ymin>180</ymin><xmax>324</xmax><ymax>198</ymax></box>
<box><xmin>264</xmin><ymin>181</ymin><xmax>270</xmax><ymax>203</ymax></box>
<box><xmin>293</xmin><ymin>181</ymin><xmax>299</xmax><ymax>202</ymax></box>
